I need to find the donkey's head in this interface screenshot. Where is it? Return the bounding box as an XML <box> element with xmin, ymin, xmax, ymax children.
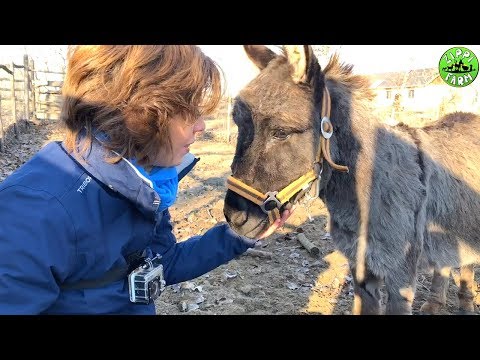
<box><xmin>223</xmin><ymin>45</ymin><xmax>329</xmax><ymax>237</ymax></box>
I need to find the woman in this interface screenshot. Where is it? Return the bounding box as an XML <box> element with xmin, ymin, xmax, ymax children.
<box><xmin>0</xmin><ymin>45</ymin><xmax>292</xmax><ymax>314</ymax></box>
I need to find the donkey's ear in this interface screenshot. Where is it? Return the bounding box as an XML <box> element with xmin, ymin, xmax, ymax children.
<box><xmin>243</xmin><ymin>45</ymin><xmax>277</xmax><ymax>70</ymax></box>
<box><xmin>285</xmin><ymin>45</ymin><xmax>309</xmax><ymax>83</ymax></box>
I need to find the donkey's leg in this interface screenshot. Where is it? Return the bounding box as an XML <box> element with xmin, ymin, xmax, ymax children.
<box><xmin>457</xmin><ymin>264</ymin><xmax>476</xmax><ymax>314</ymax></box>
<box><xmin>384</xmin><ymin>244</ymin><xmax>421</xmax><ymax>315</ymax></box>
<box><xmin>350</xmin><ymin>266</ymin><xmax>383</xmax><ymax>315</ymax></box>
<box><xmin>419</xmin><ymin>266</ymin><xmax>451</xmax><ymax>314</ymax></box>
<box><xmin>384</xmin><ymin>271</ymin><xmax>417</xmax><ymax>315</ymax></box>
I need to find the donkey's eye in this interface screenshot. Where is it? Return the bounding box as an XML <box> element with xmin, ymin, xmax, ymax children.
<box><xmin>272</xmin><ymin>129</ymin><xmax>291</xmax><ymax>140</ymax></box>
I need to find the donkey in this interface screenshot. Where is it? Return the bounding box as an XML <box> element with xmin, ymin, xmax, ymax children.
<box><xmin>223</xmin><ymin>45</ymin><xmax>480</xmax><ymax>315</ymax></box>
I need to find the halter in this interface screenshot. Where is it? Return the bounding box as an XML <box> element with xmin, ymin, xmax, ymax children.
<box><xmin>226</xmin><ymin>86</ymin><xmax>349</xmax><ymax>224</ymax></box>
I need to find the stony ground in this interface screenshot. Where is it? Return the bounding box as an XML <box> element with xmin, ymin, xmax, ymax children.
<box><xmin>1</xmin><ymin>119</ymin><xmax>479</xmax><ymax>315</ymax></box>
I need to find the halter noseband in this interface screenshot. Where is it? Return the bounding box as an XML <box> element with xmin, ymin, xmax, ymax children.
<box><xmin>227</xmin><ymin>86</ymin><xmax>349</xmax><ymax>224</ymax></box>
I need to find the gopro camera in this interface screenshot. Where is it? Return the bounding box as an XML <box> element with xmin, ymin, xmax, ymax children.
<box><xmin>128</xmin><ymin>253</ymin><xmax>165</xmax><ymax>304</ymax></box>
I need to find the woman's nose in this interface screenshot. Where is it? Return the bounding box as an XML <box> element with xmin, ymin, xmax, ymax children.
<box><xmin>193</xmin><ymin>117</ymin><xmax>206</xmax><ymax>134</ymax></box>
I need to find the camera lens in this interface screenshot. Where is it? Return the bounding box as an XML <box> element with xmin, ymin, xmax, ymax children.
<box><xmin>148</xmin><ymin>280</ymin><xmax>161</xmax><ymax>300</ymax></box>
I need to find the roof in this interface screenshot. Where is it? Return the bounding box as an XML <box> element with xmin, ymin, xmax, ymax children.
<box><xmin>366</xmin><ymin>68</ymin><xmax>440</xmax><ymax>89</ymax></box>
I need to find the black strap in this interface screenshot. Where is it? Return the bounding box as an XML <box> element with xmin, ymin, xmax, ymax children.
<box><xmin>60</xmin><ymin>266</ymin><xmax>129</xmax><ymax>290</ymax></box>
<box><xmin>60</xmin><ymin>250</ymin><xmax>147</xmax><ymax>291</ymax></box>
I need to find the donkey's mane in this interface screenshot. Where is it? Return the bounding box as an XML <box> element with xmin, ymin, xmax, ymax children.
<box><xmin>323</xmin><ymin>52</ymin><xmax>375</xmax><ymax>100</ymax></box>
<box><xmin>274</xmin><ymin>47</ymin><xmax>373</xmax><ymax>101</ymax></box>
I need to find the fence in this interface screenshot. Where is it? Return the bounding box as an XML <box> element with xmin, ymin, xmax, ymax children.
<box><xmin>0</xmin><ymin>54</ymin><xmax>64</xmax><ymax>152</ymax></box>
<box><xmin>202</xmin><ymin>96</ymin><xmax>236</xmax><ymax>143</ymax></box>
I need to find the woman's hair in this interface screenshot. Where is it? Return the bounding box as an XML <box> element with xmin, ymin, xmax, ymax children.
<box><xmin>60</xmin><ymin>45</ymin><xmax>224</xmax><ymax>165</ymax></box>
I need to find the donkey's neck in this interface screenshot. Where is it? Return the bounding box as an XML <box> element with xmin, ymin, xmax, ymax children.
<box><xmin>326</xmin><ymin>81</ymin><xmax>377</xmax><ymax>171</ymax></box>
<box><xmin>320</xmin><ymin>81</ymin><xmax>381</xmax><ymax>230</ymax></box>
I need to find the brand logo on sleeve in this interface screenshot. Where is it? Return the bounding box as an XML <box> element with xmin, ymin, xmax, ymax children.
<box><xmin>77</xmin><ymin>176</ymin><xmax>92</xmax><ymax>193</ymax></box>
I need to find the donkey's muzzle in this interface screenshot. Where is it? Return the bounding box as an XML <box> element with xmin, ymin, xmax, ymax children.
<box><xmin>223</xmin><ymin>189</ymin><xmax>249</xmax><ymax>228</ymax></box>
<box><xmin>223</xmin><ymin>189</ymin><xmax>268</xmax><ymax>237</ymax></box>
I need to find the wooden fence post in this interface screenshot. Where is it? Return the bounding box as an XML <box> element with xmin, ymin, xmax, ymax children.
<box><xmin>11</xmin><ymin>62</ymin><xmax>18</xmax><ymax>138</ymax></box>
<box><xmin>29</xmin><ymin>57</ymin><xmax>37</xmax><ymax>122</ymax></box>
<box><xmin>23</xmin><ymin>54</ymin><xmax>30</xmax><ymax>128</ymax></box>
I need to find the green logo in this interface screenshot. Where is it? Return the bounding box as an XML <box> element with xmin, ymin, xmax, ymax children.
<box><xmin>439</xmin><ymin>47</ymin><xmax>478</xmax><ymax>87</ymax></box>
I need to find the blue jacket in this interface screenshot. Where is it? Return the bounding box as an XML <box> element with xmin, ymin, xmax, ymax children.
<box><xmin>0</xmin><ymin>138</ymin><xmax>256</xmax><ymax>315</ymax></box>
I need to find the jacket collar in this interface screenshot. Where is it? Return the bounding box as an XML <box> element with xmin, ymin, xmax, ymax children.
<box><xmin>60</xmin><ymin>136</ymin><xmax>198</xmax><ymax>219</ymax></box>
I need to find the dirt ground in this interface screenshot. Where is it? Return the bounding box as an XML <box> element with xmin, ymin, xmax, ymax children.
<box><xmin>1</xmin><ymin>119</ymin><xmax>479</xmax><ymax>315</ymax></box>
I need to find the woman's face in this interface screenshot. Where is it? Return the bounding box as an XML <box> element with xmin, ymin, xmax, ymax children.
<box><xmin>154</xmin><ymin>114</ymin><xmax>206</xmax><ymax>167</ymax></box>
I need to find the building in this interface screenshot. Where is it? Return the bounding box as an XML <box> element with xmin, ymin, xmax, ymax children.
<box><xmin>366</xmin><ymin>68</ymin><xmax>479</xmax><ymax>126</ymax></box>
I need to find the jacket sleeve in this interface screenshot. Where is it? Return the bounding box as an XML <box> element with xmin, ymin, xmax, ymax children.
<box><xmin>150</xmin><ymin>210</ymin><xmax>257</xmax><ymax>285</ymax></box>
<box><xmin>0</xmin><ymin>186</ymin><xmax>75</xmax><ymax>314</ymax></box>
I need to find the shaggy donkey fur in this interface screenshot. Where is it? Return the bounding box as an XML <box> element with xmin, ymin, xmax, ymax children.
<box><xmin>223</xmin><ymin>45</ymin><xmax>480</xmax><ymax>314</ymax></box>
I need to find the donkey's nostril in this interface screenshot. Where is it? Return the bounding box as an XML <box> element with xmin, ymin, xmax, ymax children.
<box><xmin>224</xmin><ymin>203</ymin><xmax>248</xmax><ymax>227</ymax></box>
<box><xmin>224</xmin><ymin>190</ymin><xmax>249</xmax><ymax>227</ymax></box>
<box><xmin>230</xmin><ymin>210</ymin><xmax>248</xmax><ymax>227</ymax></box>
<box><xmin>224</xmin><ymin>213</ymin><xmax>231</xmax><ymax>224</ymax></box>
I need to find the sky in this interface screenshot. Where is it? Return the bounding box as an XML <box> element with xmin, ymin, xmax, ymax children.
<box><xmin>2</xmin><ymin>45</ymin><xmax>478</xmax><ymax>96</ymax></box>
<box><xmin>0</xmin><ymin>45</ymin><xmax>67</xmax><ymax>71</ymax></box>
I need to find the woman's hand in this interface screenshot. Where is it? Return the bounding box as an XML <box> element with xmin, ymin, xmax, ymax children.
<box><xmin>256</xmin><ymin>206</ymin><xmax>296</xmax><ymax>240</ymax></box>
